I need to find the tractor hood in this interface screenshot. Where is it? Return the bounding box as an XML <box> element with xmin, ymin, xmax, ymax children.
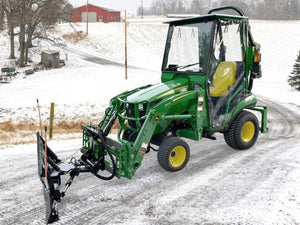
<box><xmin>127</xmin><ymin>78</ymin><xmax>189</xmax><ymax>103</ymax></box>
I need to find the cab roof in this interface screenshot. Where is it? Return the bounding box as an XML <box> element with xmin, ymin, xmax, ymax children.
<box><xmin>165</xmin><ymin>13</ymin><xmax>248</xmax><ymax>26</ymax></box>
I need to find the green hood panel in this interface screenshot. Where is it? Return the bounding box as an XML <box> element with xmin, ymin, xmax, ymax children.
<box><xmin>127</xmin><ymin>78</ymin><xmax>189</xmax><ymax>103</ymax></box>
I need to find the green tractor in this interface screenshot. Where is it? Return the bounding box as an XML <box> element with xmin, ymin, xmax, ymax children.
<box><xmin>37</xmin><ymin>6</ymin><xmax>268</xmax><ymax>223</ymax></box>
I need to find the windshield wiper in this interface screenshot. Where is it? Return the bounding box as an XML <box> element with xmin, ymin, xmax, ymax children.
<box><xmin>166</xmin><ymin>62</ymin><xmax>201</xmax><ymax>72</ymax></box>
<box><xmin>177</xmin><ymin>62</ymin><xmax>200</xmax><ymax>70</ymax></box>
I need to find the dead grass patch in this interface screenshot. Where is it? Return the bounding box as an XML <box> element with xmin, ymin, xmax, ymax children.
<box><xmin>0</xmin><ymin>120</ymin><xmax>16</xmax><ymax>132</ymax></box>
<box><xmin>0</xmin><ymin>117</ymin><xmax>121</xmax><ymax>145</ymax></box>
<box><xmin>0</xmin><ymin>120</ymin><xmax>36</xmax><ymax>132</ymax></box>
<box><xmin>62</xmin><ymin>31</ymin><xmax>87</xmax><ymax>42</ymax></box>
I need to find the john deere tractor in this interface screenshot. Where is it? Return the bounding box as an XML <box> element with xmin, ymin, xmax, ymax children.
<box><xmin>37</xmin><ymin>6</ymin><xmax>268</xmax><ymax>223</ymax></box>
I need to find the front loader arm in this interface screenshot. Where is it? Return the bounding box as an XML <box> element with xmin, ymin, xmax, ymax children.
<box><xmin>128</xmin><ymin>90</ymin><xmax>201</xmax><ymax>173</ymax></box>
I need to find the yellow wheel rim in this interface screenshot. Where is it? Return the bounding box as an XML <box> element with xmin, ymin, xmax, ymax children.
<box><xmin>169</xmin><ymin>146</ymin><xmax>186</xmax><ymax>168</ymax></box>
<box><xmin>241</xmin><ymin>121</ymin><xmax>255</xmax><ymax>142</ymax></box>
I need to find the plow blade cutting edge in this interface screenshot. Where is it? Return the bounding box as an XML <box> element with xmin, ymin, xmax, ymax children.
<box><xmin>37</xmin><ymin>132</ymin><xmax>62</xmax><ymax>223</ymax></box>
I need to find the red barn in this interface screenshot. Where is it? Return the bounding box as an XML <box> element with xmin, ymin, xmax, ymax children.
<box><xmin>70</xmin><ymin>4</ymin><xmax>120</xmax><ymax>23</ymax></box>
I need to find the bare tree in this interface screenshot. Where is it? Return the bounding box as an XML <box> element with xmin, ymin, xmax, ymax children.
<box><xmin>1</xmin><ymin>0</ymin><xmax>69</xmax><ymax>66</ymax></box>
<box><xmin>175</xmin><ymin>0</ymin><xmax>185</xmax><ymax>13</ymax></box>
<box><xmin>217</xmin><ymin>0</ymin><xmax>249</xmax><ymax>15</ymax></box>
<box><xmin>1</xmin><ymin>0</ymin><xmax>19</xmax><ymax>59</ymax></box>
<box><xmin>187</xmin><ymin>0</ymin><xmax>207</xmax><ymax>14</ymax></box>
<box><xmin>146</xmin><ymin>0</ymin><xmax>300</xmax><ymax>19</ymax></box>
<box><xmin>22</xmin><ymin>0</ymin><xmax>70</xmax><ymax>66</ymax></box>
<box><xmin>148</xmin><ymin>0</ymin><xmax>191</xmax><ymax>15</ymax></box>
<box><xmin>216</xmin><ymin>0</ymin><xmax>300</xmax><ymax>19</ymax></box>
<box><xmin>0</xmin><ymin>7</ymin><xmax>4</xmax><ymax>30</ymax></box>
<box><xmin>149</xmin><ymin>0</ymin><xmax>163</xmax><ymax>15</ymax></box>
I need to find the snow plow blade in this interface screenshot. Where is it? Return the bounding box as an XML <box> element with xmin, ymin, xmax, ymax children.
<box><xmin>37</xmin><ymin>132</ymin><xmax>77</xmax><ymax>224</ymax></box>
<box><xmin>37</xmin><ymin>133</ymin><xmax>61</xmax><ymax>223</ymax></box>
<box><xmin>37</xmin><ymin>127</ymin><xmax>118</xmax><ymax>223</ymax></box>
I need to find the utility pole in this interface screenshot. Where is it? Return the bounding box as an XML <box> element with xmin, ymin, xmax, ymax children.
<box><xmin>86</xmin><ymin>0</ymin><xmax>89</xmax><ymax>35</ymax></box>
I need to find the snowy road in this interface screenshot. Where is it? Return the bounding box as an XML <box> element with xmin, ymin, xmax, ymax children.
<box><xmin>64</xmin><ymin>46</ymin><xmax>146</xmax><ymax>70</ymax></box>
<box><xmin>64</xmin><ymin>46</ymin><xmax>126</xmax><ymax>67</ymax></box>
<box><xmin>0</xmin><ymin>96</ymin><xmax>299</xmax><ymax>225</ymax></box>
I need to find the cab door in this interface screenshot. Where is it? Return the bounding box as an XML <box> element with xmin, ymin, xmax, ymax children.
<box><xmin>207</xmin><ymin>19</ymin><xmax>247</xmax><ymax>128</ymax></box>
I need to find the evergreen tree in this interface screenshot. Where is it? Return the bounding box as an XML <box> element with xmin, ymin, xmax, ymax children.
<box><xmin>288</xmin><ymin>51</ymin><xmax>300</xmax><ymax>91</ymax></box>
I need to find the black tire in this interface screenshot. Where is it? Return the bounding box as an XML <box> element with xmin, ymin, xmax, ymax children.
<box><xmin>224</xmin><ymin>110</ymin><xmax>259</xmax><ymax>150</ymax></box>
<box><xmin>157</xmin><ymin>137</ymin><xmax>190</xmax><ymax>172</ymax></box>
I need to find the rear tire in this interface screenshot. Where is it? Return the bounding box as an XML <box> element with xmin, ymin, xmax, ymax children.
<box><xmin>157</xmin><ymin>137</ymin><xmax>190</xmax><ymax>172</ymax></box>
<box><xmin>224</xmin><ymin>110</ymin><xmax>259</xmax><ymax>150</ymax></box>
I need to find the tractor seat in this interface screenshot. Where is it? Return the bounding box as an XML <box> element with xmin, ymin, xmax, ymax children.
<box><xmin>210</xmin><ymin>61</ymin><xmax>237</xmax><ymax>97</ymax></box>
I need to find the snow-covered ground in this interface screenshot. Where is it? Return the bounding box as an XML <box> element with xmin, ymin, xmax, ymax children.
<box><xmin>0</xmin><ymin>18</ymin><xmax>299</xmax><ymax>224</ymax></box>
<box><xmin>0</xmin><ymin>98</ymin><xmax>299</xmax><ymax>225</ymax></box>
<box><xmin>251</xmin><ymin>20</ymin><xmax>300</xmax><ymax>106</ymax></box>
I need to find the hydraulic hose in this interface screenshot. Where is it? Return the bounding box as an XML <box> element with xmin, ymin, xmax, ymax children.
<box><xmin>92</xmin><ymin>148</ymin><xmax>116</xmax><ymax>181</ymax></box>
<box><xmin>81</xmin><ymin>125</ymin><xmax>117</xmax><ymax>180</ymax></box>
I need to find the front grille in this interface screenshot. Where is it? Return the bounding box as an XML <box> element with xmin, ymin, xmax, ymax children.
<box><xmin>125</xmin><ymin>103</ymin><xmax>147</xmax><ymax>129</ymax></box>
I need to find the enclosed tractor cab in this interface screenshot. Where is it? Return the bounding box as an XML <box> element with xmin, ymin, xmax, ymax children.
<box><xmin>37</xmin><ymin>6</ymin><xmax>268</xmax><ymax>223</ymax></box>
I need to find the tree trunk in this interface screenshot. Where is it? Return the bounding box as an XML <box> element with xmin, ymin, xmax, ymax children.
<box><xmin>9</xmin><ymin>24</ymin><xmax>16</xmax><ymax>59</ymax></box>
<box><xmin>25</xmin><ymin>42</ymin><xmax>28</xmax><ymax>64</ymax></box>
<box><xmin>25</xmin><ymin>25</ymin><xmax>35</xmax><ymax>64</ymax></box>
<box><xmin>0</xmin><ymin>11</ymin><xmax>4</xmax><ymax>31</ymax></box>
<box><xmin>19</xmin><ymin>23</ymin><xmax>26</xmax><ymax>67</ymax></box>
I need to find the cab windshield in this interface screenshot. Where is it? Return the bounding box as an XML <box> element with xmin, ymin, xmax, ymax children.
<box><xmin>163</xmin><ymin>21</ymin><xmax>214</xmax><ymax>73</ymax></box>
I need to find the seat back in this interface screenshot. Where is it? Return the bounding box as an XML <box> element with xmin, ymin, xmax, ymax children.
<box><xmin>210</xmin><ymin>61</ymin><xmax>237</xmax><ymax>97</ymax></box>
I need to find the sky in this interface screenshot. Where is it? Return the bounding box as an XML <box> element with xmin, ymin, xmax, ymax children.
<box><xmin>69</xmin><ymin>0</ymin><xmax>152</xmax><ymax>12</ymax></box>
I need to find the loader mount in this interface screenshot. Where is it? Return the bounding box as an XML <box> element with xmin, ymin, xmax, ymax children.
<box><xmin>37</xmin><ymin>6</ymin><xmax>268</xmax><ymax>224</ymax></box>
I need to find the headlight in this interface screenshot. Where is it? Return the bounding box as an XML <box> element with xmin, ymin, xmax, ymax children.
<box><xmin>139</xmin><ymin>104</ymin><xmax>144</xmax><ymax>111</ymax></box>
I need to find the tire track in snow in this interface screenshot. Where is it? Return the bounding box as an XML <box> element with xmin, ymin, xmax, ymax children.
<box><xmin>63</xmin><ymin>46</ymin><xmax>153</xmax><ymax>71</ymax></box>
<box><xmin>259</xmin><ymin>97</ymin><xmax>300</xmax><ymax>140</ymax></box>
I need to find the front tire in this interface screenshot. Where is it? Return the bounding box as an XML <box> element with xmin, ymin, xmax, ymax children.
<box><xmin>157</xmin><ymin>137</ymin><xmax>190</xmax><ymax>172</ymax></box>
<box><xmin>224</xmin><ymin>110</ymin><xmax>259</xmax><ymax>150</ymax></box>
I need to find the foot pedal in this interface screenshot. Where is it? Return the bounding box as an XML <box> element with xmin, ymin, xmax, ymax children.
<box><xmin>203</xmin><ymin>133</ymin><xmax>216</xmax><ymax>140</ymax></box>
